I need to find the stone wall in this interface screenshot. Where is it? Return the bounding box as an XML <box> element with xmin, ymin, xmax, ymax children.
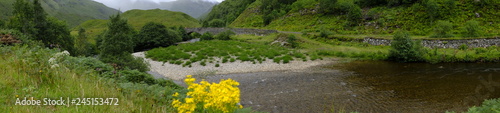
<box><xmin>185</xmin><ymin>28</ymin><xmax>277</xmax><ymax>36</ymax></box>
<box><xmin>363</xmin><ymin>37</ymin><xmax>500</xmax><ymax>48</ymax></box>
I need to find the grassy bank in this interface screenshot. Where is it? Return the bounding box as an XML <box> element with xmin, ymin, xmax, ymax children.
<box><xmin>146</xmin><ymin>40</ymin><xmax>322</xmax><ymax>67</ymax></box>
<box><xmin>233</xmin><ymin>33</ymin><xmax>500</xmax><ymax>63</ymax></box>
<box><xmin>0</xmin><ymin>45</ymin><xmax>184</xmax><ymax>112</ymax></box>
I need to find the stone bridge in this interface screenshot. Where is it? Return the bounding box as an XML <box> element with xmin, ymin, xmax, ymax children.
<box><xmin>185</xmin><ymin>28</ymin><xmax>277</xmax><ymax>36</ymax></box>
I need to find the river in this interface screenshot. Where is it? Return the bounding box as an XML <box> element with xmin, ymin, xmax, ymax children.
<box><xmin>202</xmin><ymin>61</ymin><xmax>500</xmax><ymax>113</ymax></box>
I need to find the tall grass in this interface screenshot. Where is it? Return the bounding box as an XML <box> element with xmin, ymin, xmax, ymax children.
<box><xmin>0</xmin><ymin>45</ymin><xmax>182</xmax><ymax>112</ymax></box>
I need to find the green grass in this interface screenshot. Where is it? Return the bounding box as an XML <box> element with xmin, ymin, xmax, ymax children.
<box><xmin>0</xmin><ymin>45</ymin><xmax>183</xmax><ymax>112</ymax></box>
<box><xmin>146</xmin><ymin>40</ymin><xmax>311</xmax><ymax>67</ymax></box>
<box><xmin>73</xmin><ymin>9</ymin><xmax>201</xmax><ymax>41</ymax></box>
<box><xmin>232</xmin><ymin>32</ymin><xmax>500</xmax><ymax>63</ymax></box>
<box><xmin>229</xmin><ymin>0</ymin><xmax>500</xmax><ymax>37</ymax></box>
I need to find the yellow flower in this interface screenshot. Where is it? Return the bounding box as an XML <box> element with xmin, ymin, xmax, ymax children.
<box><xmin>185</xmin><ymin>98</ymin><xmax>194</xmax><ymax>103</ymax></box>
<box><xmin>39</xmin><ymin>70</ymin><xmax>42</xmax><ymax>73</ymax></box>
<box><xmin>173</xmin><ymin>92</ymin><xmax>179</xmax><ymax>97</ymax></box>
<box><xmin>15</xmin><ymin>95</ymin><xmax>18</xmax><ymax>98</ymax></box>
<box><xmin>173</xmin><ymin>75</ymin><xmax>242</xmax><ymax>113</ymax></box>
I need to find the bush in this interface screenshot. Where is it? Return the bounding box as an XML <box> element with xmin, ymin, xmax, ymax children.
<box><xmin>459</xmin><ymin>44</ymin><xmax>469</xmax><ymax>50</ymax></box>
<box><xmin>214</xmin><ymin>30</ymin><xmax>235</xmax><ymax>40</ymax></box>
<box><xmin>319</xmin><ymin>0</ymin><xmax>337</xmax><ymax>14</ymax></box>
<box><xmin>462</xmin><ymin>20</ymin><xmax>481</xmax><ymax>38</ymax></box>
<box><xmin>200</xmin><ymin>32</ymin><xmax>214</xmax><ymax>41</ymax></box>
<box><xmin>287</xmin><ymin>35</ymin><xmax>298</xmax><ymax>48</ymax></box>
<box><xmin>208</xmin><ymin>19</ymin><xmax>226</xmax><ymax>27</ymax></box>
<box><xmin>388</xmin><ymin>30</ymin><xmax>424</xmax><ymax>62</ymax></box>
<box><xmin>135</xmin><ymin>22</ymin><xmax>181</xmax><ymax>51</ymax></box>
<box><xmin>431</xmin><ymin>20</ymin><xmax>454</xmax><ymax>38</ymax></box>
<box><xmin>466</xmin><ymin>98</ymin><xmax>500</xmax><ymax>113</ymax></box>
<box><xmin>119</xmin><ymin>70</ymin><xmax>156</xmax><ymax>85</ymax></box>
<box><xmin>319</xmin><ymin>26</ymin><xmax>333</xmax><ymax>38</ymax></box>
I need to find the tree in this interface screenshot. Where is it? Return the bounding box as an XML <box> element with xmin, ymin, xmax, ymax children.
<box><xmin>8</xmin><ymin>0</ymin><xmax>74</xmax><ymax>53</ymax></box>
<box><xmin>388</xmin><ymin>30</ymin><xmax>424</xmax><ymax>62</ymax></box>
<box><xmin>75</xmin><ymin>28</ymin><xmax>93</xmax><ymax>56</ymax></box>
<box><xmin>425</xmin><ymin>0</ymin><xmax>439</xmax><ymax>21</ymax></box>
<box><xmin>178</xmin><ymin>26</ymin><xmax>192</xmax><ymax>41</ymax></box>
<box><xmin>99</xmin><ymin>14</ymin><xmax>149</xmax><ymax>72</ymax></box>
<box><xmin>135</xmin><ymin>22</ymin><xmax>181</xmax><ymax>51</ymax></box>
<box><xmin>9</xmin><ymin>0</ymin><xmax>35</xmax><ymax>37</ymax></box>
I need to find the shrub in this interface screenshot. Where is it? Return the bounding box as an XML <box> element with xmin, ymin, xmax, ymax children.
<box><xmin>287</xmin><ymin>35</ymin><xmax>298</xmax><ymax>48</ymax></box>
<box><xmin>459</xmin><ymin>44</ymin><xmax>469</xmax><ymax>50</ymax></box>
<box><xmin>119</xmin><ymin>70</ymin><xmax>156</xmax><ymax>85</ymax></box>
<box><xmin>466</xmin><ymin>98</ymin><xmax>500</xmax><ymax>113</ymax></box>
<box><xmin>200</xmin><ymin>32</ymin><xmax>214</xmax><ymax>41</ymax></box>
<box><xmin>215</xmin><ymin>64</ymin><xmax>220</xmax><ymax>67</ymax></box>
<box><xmin>135</xmin><ymin>22</ymin><xmax>181</xmax><ymax>51</ymax></box>
<box><xmin>208</xmin><ymin>19</ymin><xmax>226</xmax><ymax>27</ymax></box>
<box><xmin>388</xmin><ymin>30</ymin><xmax>424</xmax><ymax>62</ymax></box>
<box><xmin>214</xmin><ymin>30</ymin><xmax>235</xmax><ymax>40</ymax></box>
<box><xmin>319</xmin><ymin>0</ymin><xmax>337</xmax><ymax>14</ymax></box>
<box><xmin>462</xmin><ymin>20</ymin><xmax>481</xmax><ymax>38</ymax></box>
<box><xmin>319</xmin><ymin>26</ymin><xmax>333</xmax><ymax>38</ymax></box>
<box><xmin>431</xmin><ymin>20</ymin><xmax>454</xmax><ymax>38</ymax></box>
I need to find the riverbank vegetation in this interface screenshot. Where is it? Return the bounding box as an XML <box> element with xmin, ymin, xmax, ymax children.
<box><xmin>0</xmin><ymin>45</ymin><xmax>184</xmax><ymax>112</ymax></box>
<box><xmin>146</xmin><ymin>40</ymin><xmax>318</xmax><ymax>67</ymax></box>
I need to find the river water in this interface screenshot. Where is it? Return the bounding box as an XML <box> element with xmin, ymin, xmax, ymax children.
<box><xmin>203</xmin><ymin>61</ymin><xmax>500</xmax><ymax>113</ymax></box>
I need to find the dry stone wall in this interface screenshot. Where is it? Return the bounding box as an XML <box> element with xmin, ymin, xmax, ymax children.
<box><xmin>363</xmin><ymin>37</ymin><xmax>500</xmax><ymax>48</ymax></box>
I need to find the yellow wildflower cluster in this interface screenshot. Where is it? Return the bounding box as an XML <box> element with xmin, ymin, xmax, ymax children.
<box><xmin>172</xmin><ymin>75</ymin><xmax>243</xmax><ymax>113</ymax></box>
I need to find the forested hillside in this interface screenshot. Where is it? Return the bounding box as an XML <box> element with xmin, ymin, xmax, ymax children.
<box><xmin>0</xmin><ymin>0</ymin><xmax>119</xmax><ymax>27</ymax></box>
<box><xmin>74</xmin><ymin>9</ymin><xmax>201</xmax><ymax>38</ymax></box>
<box><xmin>205</xmin><ymin>0</ymin><xmax>500</xmax><ymax>36</ymax></box>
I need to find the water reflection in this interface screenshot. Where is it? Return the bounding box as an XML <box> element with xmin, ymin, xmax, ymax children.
<box><xmin>337</xmin><ymin>61</ymin><xmax>500</xmax><ymax>112</ymax></box>
<box><xmin>203</xmin><ymin>61</ymin><xmax>500</xmax><ymax>113</ymax></box>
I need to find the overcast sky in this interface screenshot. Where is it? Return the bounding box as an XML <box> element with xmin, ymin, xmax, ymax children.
<box><xmin>92</xmin><ymin>0</ymin><xmax>223</xmax><ymax>12</ymax></box>
<box><xmin>93</xmin><ymin>0</ymin><xmax>223</xmax><ymax>5</ymax></box>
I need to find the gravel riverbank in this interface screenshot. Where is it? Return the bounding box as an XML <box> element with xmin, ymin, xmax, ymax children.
<box><xmin>132</xmin><ymin>52</ymin><xmax>338</xmax><ymax>80</ymax></box>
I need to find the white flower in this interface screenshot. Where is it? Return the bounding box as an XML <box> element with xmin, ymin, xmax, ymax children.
<box><xmin>50</xmin><ymin>64</ymin><xmax>59</xmax><ymax>69</ymax></box>
<box><xmin>48</xmin><ymin>58</ymin><xmax>56</xmax><ymax>64</ymax></box>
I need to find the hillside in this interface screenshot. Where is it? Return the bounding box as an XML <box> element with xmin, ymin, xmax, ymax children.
<box><xmin>208</xmin><ymin>0</ymin><xmax>500</xmax><ymax>36</ymax></box>
<box><xmin>74</xmin><ymin>9</ymin><xmax>201</xmax><ymax>38</ymax></box>
<box><xmin>161</xmin><ymin>0</ymin><xmax>218</xmax><ymax>19</ymax></box>
<box><xmin>0</xmin><ymin>0</ymin><xmax>119</xmax><ymax>27</ymax></box>
<box><xmin>93</xmin><ymin>0</ymin><xmax>217</xmax><ymax>18</ymax></box>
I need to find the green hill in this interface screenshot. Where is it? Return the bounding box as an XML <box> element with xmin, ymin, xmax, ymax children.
<box><xmin>208</xmin><ymin>0</ymin><xmax>500</xmax><ymax>36</ymax></box>
<box><xmin>74</xmin><ymin>9</ymin><xmax>201</xmax><ymax>39</ymax></box>
<box><xmin>0</xmin><ymin>0</ymin><xmax>119</xmax><ymax>27</ymax></box>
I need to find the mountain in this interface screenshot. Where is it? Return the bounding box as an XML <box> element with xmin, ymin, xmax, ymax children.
<box><xmin>0</xmin><ymin>0</ymin><xmax>120</xmax><ymax>27</ymax></box>
<box><xmin>74</xmin><ymin>9</ymin><xmax>201</xmax><ymax>39</ymax></box>
<box><xmin>207</xmin><ymin>0</ymin><xmax>500</xmax><ymax>36</ymax></box>
<box><xmin>92</xmin><ymin>0</ymin><xmax>217</xmax><ymax>18</ymax></box>
<box><xmin>160</xmin><ymin>0</ymin><xmax>218</xmax><ymax>19</ymax></box>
